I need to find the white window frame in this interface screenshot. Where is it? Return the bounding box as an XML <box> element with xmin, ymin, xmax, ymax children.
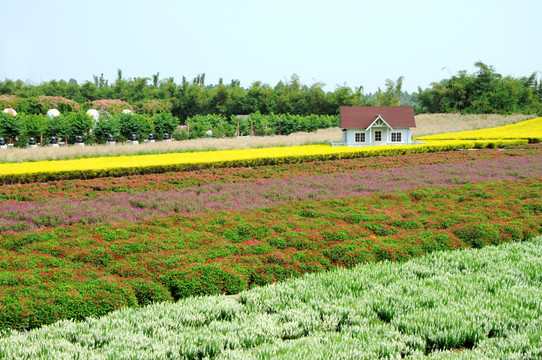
<box><xmin>354</xmin><ymin>132</ymin><xmax>365</xmax><ymax>143</ymax></box>
<box><xmin>374</xmin><ymin>130</ymin><xmax>382</xmax><ymax>142</ymax></box>
<box><xmin>391</xmin><ymin>132</ymin><xmax>402</xmax><ymax>142</ymax></box>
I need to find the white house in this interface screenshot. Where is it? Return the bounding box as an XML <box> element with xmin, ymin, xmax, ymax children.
<box><xmin>338</xmin><ymin>106</ymin><xmax>416</xmax><ymax>146</ymax></box>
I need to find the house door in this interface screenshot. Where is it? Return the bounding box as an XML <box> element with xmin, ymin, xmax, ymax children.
<box><xmin>374</xmin><ymin>130</ymin><xmax>382</xmax><ymax>145</ymax></box>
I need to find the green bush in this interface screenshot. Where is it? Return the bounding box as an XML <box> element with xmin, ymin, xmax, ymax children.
<box><xmin>124</xmin><ymin>278</ymin><xmax>173</xmax><ymax>306</ymax></box>
<box><xmin>162</xmin><ymin>265</ymin><xmax>247</xmax><ymax>300</ymax></box>
<box><xmin>118</xmin><ymin>113</ymin><xmax>154</xmax><ymax>141</ymax></box>
<box><xmin>323</xmin><ymin>243</ymin><xmax>376</xmax><ymax>267</ymax></box>
<box><xmin>452</xmin><ymin>223</ymin><xmax>501</xmax><ymax>248</ymax></box>
<box><xmin>0</xmin><ymin>278</ymin><xmax>137</xmax><ymax>331</ymax></box>
<box><xmin>151</xmin><ymin>112</ymin><xmax>179</xmax><ymax>139</ymax></box>
<box><xmin>93</xmin><ymin>116</ymin><xmax>121</xmax><ymax>143</ymax></box>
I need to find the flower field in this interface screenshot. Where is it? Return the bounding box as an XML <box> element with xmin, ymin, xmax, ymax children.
<box><xmin>0</xmin><ymin>141</ymin><xmax>541</xmax><ymax>334</ymax></box>
<box><xmin>2</xmin><ymin>237</ymin><xmax>542</xmax><ymax>358</ymax></box>
<box><xmin>0</xmin><ymin>117</ymin><xmax>541</xmax><ymax>358</ymax></box>
<box><xmin>416</xmin><ymin>116</ymin><xmax>542</xmax><ymax>142</ymax></box>
<box><xmin>1</xmin><ymin>116</ymin><xmax>540</xmax><ymax>185</ymax></box>
<box><xmin>0</xmin><ymin>140</ymin><xmax>527</xmax><ymax>184</ymax></box>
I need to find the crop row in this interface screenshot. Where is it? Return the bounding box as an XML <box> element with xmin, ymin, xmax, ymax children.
<box><xmin>416</xmin><ymin>116</ymin><xmax>542</xmax><ymax>142</ymax></box>
<box><xmin>0</xmin><ymin>178</ymin><xmax>541</xmax><ymax>332</ymax></box>
<box><xmin>2</xmin><ymin>236</ymin><xmax>542</xmax><ymax>358</ymax></box>
<box><xmin>0</xmin><ymin>154</ymin><xmax>540</xmax><ymax>233</ymax></box>
<box><xmin>2</xmin><ymin>145</ymin><xmax>540</xmax><ymax>202</ymax></box>
<box><xmin>0</xmin><ymin>139</ymin><xmax>526</xmax><ymax>184</ymax></box>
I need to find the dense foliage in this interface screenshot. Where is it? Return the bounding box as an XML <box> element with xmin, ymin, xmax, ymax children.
<box><xmin>418</xmin><ymin>62</ymin><xmax>542</xmax><ymax>114</ymax></box>
<box><xmin>2</xmin><ymin>63</ymin><xmax>540</xmax><ymax>121</ymax></box>
<box><xmin>0</xmin><ymin>110</ymin><xmax>340</xmax><ymax>147</ymax></box>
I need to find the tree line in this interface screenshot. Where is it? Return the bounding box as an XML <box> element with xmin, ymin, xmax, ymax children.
<box><xmin>1</xmin><ymin>62</ymin><xmax>541</xmax><ymax>123</ymax></box>
<box><xmin>417</xmin><ymin>62</ymin><xmax>542</xmax><ymax>114</ymax></box>
<box><xmin>0</xmin><ymin>71</ymin><xmax>412</xmax><ymax>121</ymax></box>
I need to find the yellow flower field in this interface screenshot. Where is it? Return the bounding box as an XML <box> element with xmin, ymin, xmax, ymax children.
<box><xmin>416</xmin><ymin>117</ymin><xmax>542</xmax><ymax>141</ymax></box>
<box><xmin>0</xmin><ymin>139</ymin><xmax>526</xmax><ymax>184</ymax></box>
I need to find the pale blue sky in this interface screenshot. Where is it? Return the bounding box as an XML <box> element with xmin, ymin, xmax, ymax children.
<box><xmin>1</xmin><ymin>0</ymin><xmax>540</xmax><ymax>93</ymax></box>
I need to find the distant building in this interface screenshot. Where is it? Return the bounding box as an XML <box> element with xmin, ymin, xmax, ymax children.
<box><xmin>338</xmin><ymin>106</ymin><xmax>416</xmax><ymax>146</ymax></box>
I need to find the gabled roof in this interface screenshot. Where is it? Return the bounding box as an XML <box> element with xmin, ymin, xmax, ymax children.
<box><xmin>340</xmin><ymin>106</ymin><xmax>416</xmax><ymax>129</ymax></box>
<box><xmin>366</xmin><ymin>115</ymin><xmax>393</xmax><ymax>130</ymax></box>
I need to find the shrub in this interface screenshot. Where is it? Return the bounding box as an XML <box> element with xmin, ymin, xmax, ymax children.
<box><xmin>124</xmin><ymin>278</ymin><xmax>173</xmax><ymax>306</ymax></box>
<box><xmin>323</xmin><ymin>243</ymin><xmax>375</xmax><ymax>267</ymax></box>
<box><xmin>93</xmin><ymin>116</ymin><xmax>121</xmax><ymax>143</ymax></box>
<box><xmin>452</xmin><ymin>223</ymin><xmax>501</xmax><ymax>248</ymax></box>
<box><xmin>162</xmin><ymin>265</ymin><xmax>247</xmax><ymax>300</ymax></box>
<box><xmin>118</xmin><ymin>113</ymin><xmax>154</xmax><ymax>141</ymax></box>
<box><xmin>151</xmin><ymin>112</ymin><xmax>179</xmax><ymax>139</ymax></box>
<box><xmin>0</xmin><ymin>111</ymin><xmax>22</xmax><ymax>142</ymax></box>
<box><xmin>90</xmin><ymin>99</ymin><xmax>134</xmax><ymax>114</ymax></box>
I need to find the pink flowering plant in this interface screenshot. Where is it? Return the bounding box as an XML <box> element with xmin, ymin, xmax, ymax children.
<box><xmin>0</xmin><ymin>95</ymin><xmax>20</xmax><ymax>110</ymax></box>
<box><xmin>136</xmin><ymin>99</ymin><xmax>172</xmax><ymax>115</ymax></box>
<box><xmin>90</xmin><ymin>99</ymin><xmax>135</xmax><ymax>114</ymax></box>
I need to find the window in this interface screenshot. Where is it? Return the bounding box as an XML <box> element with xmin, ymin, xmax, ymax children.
<box><xmin>391</xmin><ymin>132</ymin><xmax>402</xmax><ymax>142</ymax></box>
<box><xmin>374</xmin><ymin>131</ymin><xmax>382</xmax><ymax>142</ymax></box>
<box><xmin>355</xmin><ymin>132</ymin><xmax>365</xmax><ymax>142</ymax></box>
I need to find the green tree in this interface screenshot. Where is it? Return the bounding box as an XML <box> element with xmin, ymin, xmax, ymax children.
<box><xmin>0</xmin><ymin>112</ymin><xmax>22</xmax><ymax>142</ymax></box>
<box><xmin>152</xmin><ymin>112</ymin><xmax>179</xmax><ymax>139</ymax></box>
<box><xmin>376</xmin><ymin>76</ymin><xmax>404</xmax><ymax>106</ymax></box>
<box><xmin>118</xmin><ymin>113</ymin><xmax>154</xmax><ymax>141</ymax></box>
<box><xmin>19</xmin><ymin>114</ymin><xmax>48</xmax><ymax>141</ymax></box>
<box><xmin>92</xmin><ymin>116</ymin><xmax>121</xmax><ymax>143</ymax></box>
<box><xmin>65</xmin><ymin>112</ymin><xmax>94</xmax><ymax>140</ymax></box>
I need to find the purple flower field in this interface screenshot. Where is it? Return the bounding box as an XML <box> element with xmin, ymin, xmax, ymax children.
<box><xmin>1</xmin><ymin>155</ymin><xmax>541</xmax><ymax>233</ymax></box>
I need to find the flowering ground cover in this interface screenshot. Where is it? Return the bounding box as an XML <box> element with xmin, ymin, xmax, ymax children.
<box><xmin>0</xmin><ymin>177</ymin><xmax>541</xmax><ymax>332</ymax></box>
<box><xmin>1</xmin><ymin>145</ymin><xmax>540</xmax><ymax>202</ymax></box>
<box><xmin>2</xmin><ymin>237</ymin><xmax>542</xmax><ymax>358</ymax></box>
<box><xmin>0</xmin><ymin>131</ymin><xmax>541</xmax><ymax>336</ymax></box>
<box><xmin>0</xmin><ymin>154</ymin><xmax>541</xmax><ymax>233</ymax></box>
<box><xmin>0</xmin><ymin>139</ymin><xmax>526</xmax><ymax>184</ymax></box>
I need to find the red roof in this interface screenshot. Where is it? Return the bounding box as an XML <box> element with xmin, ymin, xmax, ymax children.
<box><xmin>340</xmin><ymin>106</ymin><xmax>416</xmax><ymax>129</ymax></box>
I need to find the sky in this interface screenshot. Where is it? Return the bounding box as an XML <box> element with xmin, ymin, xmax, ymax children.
<box><xmin>1</xmin><ymin>0</ymin><xmax>541</xmax><ymax>93</ymax></box>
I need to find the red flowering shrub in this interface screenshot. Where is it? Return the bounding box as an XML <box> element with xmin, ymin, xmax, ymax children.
<box><xmin>161</xmin><ymin>265</ymin><xmax>247</xmax><ymax>300</ymax></box>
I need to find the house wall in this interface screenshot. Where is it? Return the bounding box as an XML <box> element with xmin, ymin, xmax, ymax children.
<box><xmin>344</xmin><ymin>128</ymin><xmax>412</xmax><ymax>146</ymax></box>
<box><xmin>344</xmin><ymin>128</ymin><xmax>368</xmax><ymax>145</ymax></box>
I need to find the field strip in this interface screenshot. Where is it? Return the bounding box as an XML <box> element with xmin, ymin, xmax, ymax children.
<box><xmin>2</xmin><ymin>155</ymin><xmax>540</xmax><ymax>233</ymax></box>
<box><xmin>0</xmin><ymin>140</ymin><xmax>528</xmax><ymax>183</ymax></box>
<box><xmin>416</xmin><ymin>116</ymin><xmax>542</xmax><ymax>141</ymax></box>
<box><xmin>2</xmin><ymin>237</ymin><xmax>542</xmax><ymax>358</ymax></box>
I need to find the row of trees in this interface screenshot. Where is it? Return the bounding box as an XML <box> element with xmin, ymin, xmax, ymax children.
<box><xmin>1</xmin><ymin>63</ymin><xmax>540</xmax><ymax>120</ymax></box>
<box><xmin>0</xmin><ymin>111</ymin><xmax>179</xmax><ymax>147</ymax></box>
<box><xmin>185</xmin><ymin>113</ymin><xmax>339</xmax><ymax>139</ymax></box>
<box><xmin>0</xmin><ymin>110</ymin><xmax>338</xmax><ymax>147</ymax></box>
<box><xmin>0</xmin><ymin>71</ymin><xmax>413</xmax><ymax>121</ymax></box>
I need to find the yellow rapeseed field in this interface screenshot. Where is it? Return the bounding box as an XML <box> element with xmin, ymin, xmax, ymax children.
<box><xmin>416</xmin><ymin>117</ymin><xmax>542</xmax><ymax>141</ymax></box>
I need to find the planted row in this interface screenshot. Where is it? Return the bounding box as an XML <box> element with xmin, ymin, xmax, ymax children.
<box><xmin>416</xmin><ymin>116</ymin><xmax>542</xmax><ymax>142</ymax></box>
<box><xmin>3</xmin><ymin>145</ymin><xmax>540</xmax><ymax>202</ymax></box>
<box><xmin>1</xmin><ymin>155</ymin><xmax>540</xmax><ymax>233</ymax></box>
<box><xmin>2</xmin><ymin>237</ymin><xmax>542</xmax><ymax>358</ymax></box>
<box><xmin>1</xmin><ymin>178</ymin><xmax>541</xmax><ymax>331</ymax></box>
<box><xmin>0</xmin><ymin>140</ymin><xmax>527</xmax><ymax>184</ymax></box>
